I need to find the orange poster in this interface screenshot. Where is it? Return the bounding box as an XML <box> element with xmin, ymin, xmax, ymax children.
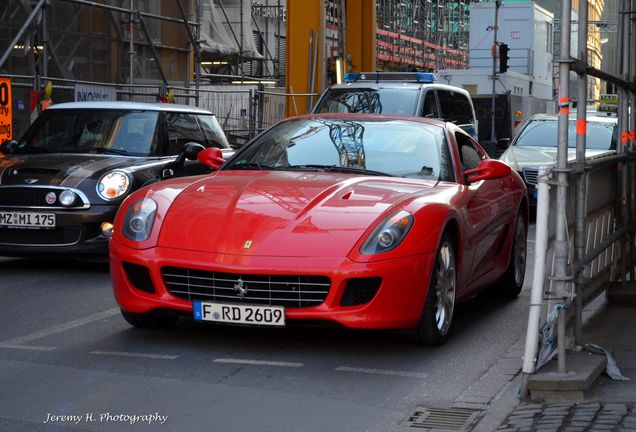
<box><xmin>0</xmin><ymin>77</ymin><xmax>12</xmax><ymax>141</ymax></box>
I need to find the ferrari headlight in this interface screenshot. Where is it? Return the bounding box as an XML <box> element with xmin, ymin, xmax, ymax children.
<box><xmin>122</xmin><ymin>198</ymin><xmax>157</xmax><ymax>241</ymax></box>
<box><xmin>97</xmin><ymin>170</ymin><xmax>131</xmax><ymax>200</ymax></box>
<box><xmin>361</xmin><ymin>210</ymin><xmax>413</xmax><ymax>255</ymax></box>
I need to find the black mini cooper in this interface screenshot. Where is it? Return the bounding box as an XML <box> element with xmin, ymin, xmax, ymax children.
<box><xmin>0</xmin><ymin>101</ymin><xmax>233</xmax><ymax>256</ymax></box>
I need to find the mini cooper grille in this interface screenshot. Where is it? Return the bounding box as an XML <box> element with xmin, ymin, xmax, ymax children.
<box><xmin>522</xmin><ymin>168</ymin><xmax>539</xmax><ymax>186</ymax></box>
<box><xmin>0</xmin><ymin>227</ymin><xmax>81</xmax><ymax>245</ymax></box>
<box><xmin>162</xmin><ymin>267</ymin><xmax>331</xmax><ymax>308</ymax></box>
<box><xmin>0</xmin><ymin>187</ymin><xmax>86</xmax><ymax>208</ymax></box>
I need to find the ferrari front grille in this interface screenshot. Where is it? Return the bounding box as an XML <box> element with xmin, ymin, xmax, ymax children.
<box><xmin>162</xmin><ymin>267</ymin><xmax>331</xmax><ymax>308</ymax></box>
<box><xmin>522</xmin><ymin>168</ymin><xmax>539</xmax><ymax>186</ymax></box>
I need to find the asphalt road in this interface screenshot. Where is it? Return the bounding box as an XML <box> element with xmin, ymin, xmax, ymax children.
<box><xmin>0</xmin><ymin>224</ymin><xmax>536</xmax><ymax>432</ymax></box>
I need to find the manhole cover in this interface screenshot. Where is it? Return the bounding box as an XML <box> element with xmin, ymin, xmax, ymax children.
<box><xmin>402</xmin><ymin>407</ymin><xmax>481</xmax><ymax>431</ymax></box>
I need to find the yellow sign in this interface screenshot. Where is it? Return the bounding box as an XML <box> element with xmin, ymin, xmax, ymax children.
<box><xmin>598</xmin><ymin>94</ymin><xmax>619</xmax><ymax>113</ymax></box>
<box><xmin>599</xmin><ymin>94</ymin><xmax>619</xmax><ymax>104</ymax></box>
<box><xmin>0</xmin><ymin>77</ymin><xmax>11</xmax><ymax>141</ymax></box>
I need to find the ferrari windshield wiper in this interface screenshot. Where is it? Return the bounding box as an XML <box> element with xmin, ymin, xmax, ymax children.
<box><xmin>287</xmin><ymin>164</ymin><xmax>391</xmax><ymax>177</ymax></box>
<box><xmin>228</xmin><ymin>162</ymin><xmax>277</xmax><ymax>170</ymax></box>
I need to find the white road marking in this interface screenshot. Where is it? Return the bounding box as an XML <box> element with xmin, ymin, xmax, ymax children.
<box><xmin>335</xmin><ymin>366</ymin><xmax>428</xmax><ymax>379</ymax></box>
<box><xmin>90</xmin><ymin>351</ymin><xmax>178</xmax><ymax>360</ymax></box>
<box><xmin>213</xmin><ymin>358</ymin><xmax>304</xmax><ymax>368</ymax></box>
<box><xmin>0</xmin><ymin>308</ymin><xmax>119</xmax><ymax>347</ymax></box>
<box><xmin>0</xmin><ymin>343</ymin><xmax>56</xmax><ymax>351</ymax></box>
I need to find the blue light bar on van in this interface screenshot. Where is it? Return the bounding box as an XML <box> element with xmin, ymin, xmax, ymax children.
<box><xmin>342</xmin><ymin>72</ymin><xmax>437</xmax><ymax>83</ymax></box>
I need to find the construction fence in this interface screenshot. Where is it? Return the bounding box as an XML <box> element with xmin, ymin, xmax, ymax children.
<box><xmin>3</xmin><ymin>76</ymin><xmax>305</xmax><ymax>148</ymax></box>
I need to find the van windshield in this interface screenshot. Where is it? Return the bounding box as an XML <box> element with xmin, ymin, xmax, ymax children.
<box><xmin>313</xmin><ymin>88</ymin><xmax>419</xmax><ymax>115</ymax></box>
<box><xmin>14</xmin><ymin>109</ymin><xmax>160</xmax><ymax>156</ymax></box>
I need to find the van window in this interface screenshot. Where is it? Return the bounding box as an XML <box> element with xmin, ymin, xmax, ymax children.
<box><xmin>438</xmin><ymin>90</ymin><xmax>474</xmax><ymax>126</ymax></box>
<box><xmin>313</xmin><ymin>88</ymin><xmax>419</xmax><ymax>115</ymax></box>
<box><xmin>422</xmin><ymin>90</ymin><xmax>439</xmax><ymax>118</ymax></box>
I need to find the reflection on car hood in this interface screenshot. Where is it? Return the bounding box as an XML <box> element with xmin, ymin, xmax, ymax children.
<box><xmin>158</xmin><ymin>170</ymin><xmax>441</xmax><ymax>257</ymax></box>
<box><xmin>499</xmin><ymin>146</ymin><xmax>612</xmax><ymax>171</ymax></box>
<box><xmin>0</xmin><ymin>153</ymin><xmax>167</xmax><ymax>187</ymax></box>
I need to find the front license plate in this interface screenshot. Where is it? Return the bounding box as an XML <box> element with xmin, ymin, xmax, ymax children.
<box><xmin>193</xmin><ymin>301</ymin><xmax>285</xmax><ymax>327</ymax></box>
<box><xmin>0</xmin><ymin>211</ymin><xmax>56</xmax><ymax>229</ymax></box>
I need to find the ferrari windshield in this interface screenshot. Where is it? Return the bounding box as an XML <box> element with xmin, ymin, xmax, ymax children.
<box><xmin>515</xmin><ymin>118</ymin><xmax>617</xmax><ymax>150</ymax></box>
<box><xmin>224</xmin><ymin>117</ymin><xmax>453</xmax><ymax>180</ymax></box>
<box><xmin>13</xmin><ymin>109</ymin><xmax>160</xmax><ymax>156</ymax></box>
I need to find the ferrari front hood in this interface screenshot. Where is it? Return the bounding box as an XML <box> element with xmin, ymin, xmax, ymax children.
<box><xmin>158</xmin><ymin>170</ymin><xmax>438</xmax><ymax>257</ymax></box>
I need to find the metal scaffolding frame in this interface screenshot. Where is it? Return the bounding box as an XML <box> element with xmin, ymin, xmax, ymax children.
<box><xmin>0</xmin><ymin>0</ymin><xmax>285</xmax><ymax>92</ymax></box>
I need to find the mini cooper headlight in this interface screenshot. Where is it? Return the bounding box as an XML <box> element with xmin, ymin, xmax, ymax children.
<box><xmin>97</xmin><ymin>170</ymin><xmax>131</xmax><ymax>200</ymax></box>
<box><xmin>58</xmin><ymin>189</ymin><xmax>77</xmax><ymax>207</ymax></box>
<box><xmin>360</xmin><ymin>210</ymin><xmax>414</xmax><ymax>255</ymax></box>
<box><xmin>122</xmin><ymin>198</ymin><xmax>157</xmax><ymax>242</ymax></box>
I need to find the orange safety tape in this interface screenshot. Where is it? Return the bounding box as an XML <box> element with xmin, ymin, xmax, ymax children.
<box><xmin>576</xmin><ymin>120</ymin><xmax>586</xmax><ymax>135</ymax></box>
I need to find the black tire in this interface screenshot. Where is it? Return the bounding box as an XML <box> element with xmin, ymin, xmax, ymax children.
<box><xmin>410</xmin><ymin>233</ymin><xmax>457</xmax><ymax>345</ymax></box>
<box><xmin>493</xmin><ymin>210</ymin><xmax>527</xmax><ymax>299</ymax></box>
<box><xmin>121</xmin><ymin>310</ymin><xmax>179</xmax><ymax>329</ymax></box>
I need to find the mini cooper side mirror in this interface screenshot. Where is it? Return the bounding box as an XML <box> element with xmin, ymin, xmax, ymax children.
<box><xmin>183</xmin><ymin>142</ymin><xmax>205</xmax><ymax>161</ymax></box>
<box><xmin>197</xmin><ymin>147</ymin><xmax>225</xmax><ymax>169</ymax></box>
<box><xmin>0</xmin><ymin>140</ymin><xmax>17</xmax><ymax>155</ymax></box>
<box><xmin>465</xmin><ymin>159</ymin><xmax>511</xmax><ymax>184</ymax></box>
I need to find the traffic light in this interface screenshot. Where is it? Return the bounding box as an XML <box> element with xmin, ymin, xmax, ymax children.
<box><xmin>499</xmin><ymin>43</ymin><xmax>510</xmax><ymax>74</ymax></box>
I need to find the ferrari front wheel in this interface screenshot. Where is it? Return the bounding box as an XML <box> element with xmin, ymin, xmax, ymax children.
<box><xmin>410</xmin><ymin>233</ymin><xmax>457</xmax><ymax>345</ymax></box>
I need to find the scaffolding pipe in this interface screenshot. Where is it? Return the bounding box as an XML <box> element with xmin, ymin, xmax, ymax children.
<box><xmin>490</xmin><ymin>1</ymin><xmax>500</xmax><ymax>143</ymax></box>
<box><xmin>0</xmin><ymin>0</ymin><xmax>47</xmax><ymax>70</ymax></box>
<box><xmin>129</xmin><ymin>0</ymin><xmax>134</xmax><ymax>85</ymax></box>
<box><xmin>520</xmin><ymin>167</ymin><xmax>551</xmax><ymax>397</ymax></box>
<box><xmin>555</xmin><ymin>0</ymin><xmax>573</xmax><ymax>375</ymax></box>
<box><xmin>57</xmin><ymin>0</ymin><xmax>198</xmax><ymax>26</ymax></box>
<box><xmin>573</xmin><ymin>0</ymin><xmax>588</xmax><ymax>346</ymax></box>
<box><xmin>137</xmin><ymin>12</ymin><xmax>169</xmax><ymax>87</ymax></box>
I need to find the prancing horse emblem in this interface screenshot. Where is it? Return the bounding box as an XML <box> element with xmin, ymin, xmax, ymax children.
<box><xmin>234</xmin><ymin>278</ymin><xmax>248</xmax><ymax>298</ymax></box>
<box><xmin>25</xmin><ymin>178</ymin><xmax>39</xmax><ymax>184</ymax></box>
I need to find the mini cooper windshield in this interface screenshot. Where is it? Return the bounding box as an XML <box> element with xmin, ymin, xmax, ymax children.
<box><xmin>224</xmin><ymin>118</ymin><xmax>453</xmax><ymax>180</ymax></box>
<box><xmin>13</xmin><ymin>109</ymin><xmax>160</xmax><ymax>156</ymax></box>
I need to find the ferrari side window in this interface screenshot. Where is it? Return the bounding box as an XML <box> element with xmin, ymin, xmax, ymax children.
<box><xmin>455</xmin><ymin>132</ymin><xmax>482</xmax><ymax>172</ymax></box>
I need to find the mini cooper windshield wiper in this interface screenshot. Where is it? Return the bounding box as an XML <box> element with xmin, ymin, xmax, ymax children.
<box><xmin>287</xmin><ymin>164</ymin><xmax>391</xmax><ymax>177</ymax></box>
<box><xmin>91</xmin><ymin>147</ymin><xmax>131</xmax><ymax>156</ymax></box>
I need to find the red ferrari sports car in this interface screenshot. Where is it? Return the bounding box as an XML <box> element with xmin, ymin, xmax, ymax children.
<box><xmin>110</xmin><ymin>114</ymin><xmax>527</xmax><ymax>344</ymax></box>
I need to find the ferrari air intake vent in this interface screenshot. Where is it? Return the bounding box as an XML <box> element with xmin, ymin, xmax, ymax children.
<box><xmin>340</xmin><ymin>277</ymin><xmax>382</xmax><ymax>306</ymax></box>
<box><xmin>123</xmin><ymin>262</ymin><xmax>155</xmax><ymax>293</ymax></box>
<box><xmin>162</xmin><ymin>267</ymin><xmax>331</xmax><ymax>308</ymax></box>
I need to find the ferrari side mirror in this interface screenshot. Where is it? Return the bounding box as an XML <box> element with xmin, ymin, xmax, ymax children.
<box><xmin>465</xmin><ymin>159</ymin><xmax>511</xmax><ymax>183</ymax></box>
<box><xmin>197</xmin><ymin>147</ymin><xmax>225</xmax><ymax>169</ymax></box>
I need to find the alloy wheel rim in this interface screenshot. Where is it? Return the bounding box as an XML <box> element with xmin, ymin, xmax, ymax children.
<box><xmin>434</xmin><ymin>242</ymin><xmax>456</xmax><ymax>335</ymax></box>
<box><xmin>513</xmin><ymin>215</ymin><xmax>527</xmax><ymax>286</ymax></box>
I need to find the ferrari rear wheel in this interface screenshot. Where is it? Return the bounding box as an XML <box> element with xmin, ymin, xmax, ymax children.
<box><xmin>411</xmin><ymin>233</ymin><xmax>457</xmax><ymax>345</ymax></box>
<box><xmin>121</xmin><ymin>310</ymin><xmax>179</xmax><ymax>329</ymax></box>
<box><xmin>494</xmin><ymin>210</ymin><xmax>527</xmax><ymax>299</ymax></box>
